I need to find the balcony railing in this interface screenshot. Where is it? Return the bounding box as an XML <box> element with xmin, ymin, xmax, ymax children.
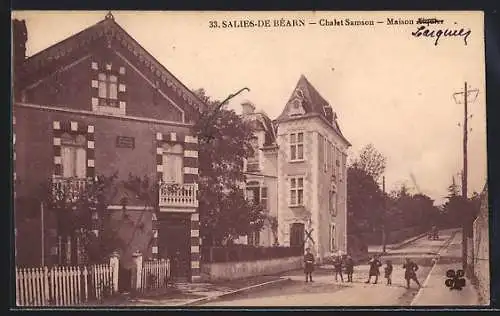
<box><xmin>52</xmin><ymin>177</ymin><xmax>90</xmax><ymax>202</ymax></box>
<box><xmin>159</xmin><ymin>183</ymin><xmax>198</xmax><ymax>208</ymax></box>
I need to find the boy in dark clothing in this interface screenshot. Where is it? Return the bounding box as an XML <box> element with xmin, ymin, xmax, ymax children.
<box><xmin>333</xmin><ymin>255</ymin><xmax>344</xmax><ymax>282</ymax></box>
<box><xmin>304</xmin><ymin>248</ymin><xmax>315</xmax><ymax>282</ymax></box>
<box><xmin>384</xmin><ymin>260</ymin><xmax>393</xmax><ymax>285</ymax></box>
<box><xmin>345</xmin><ymin>255</ymin><xmax>354</xmax><ymax>282</ymax></box>
<box><xmin>403</xmin><ymin>258</ymin><xmax>421</xmax><ymax>289</ymax></box>
<box><xmin>365</xmin><ymin>255</ymin><xmax>382</xmax><ymax>284</ymax></box>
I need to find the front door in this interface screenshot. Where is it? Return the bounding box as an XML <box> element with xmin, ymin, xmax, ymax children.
<box><xmin>290</xmin><ymin>223</ymin><xmax>305</xmax><ymax>248</ymax></box>
<box><xmin>158</xmin><ymin>214</ymin><xmax>191</xmax><ymax>281</ymax></box>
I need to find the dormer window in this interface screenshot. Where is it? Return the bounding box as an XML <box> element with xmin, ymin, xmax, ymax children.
<box><xmin>288</xmin><ymin>98</ymin><xmax>305</xmax><ymax>117</ymax></box>
<box><xmin>295</xmin><ymin>89</ymin><xmax>304</xmax><ymax>99</ymax></box>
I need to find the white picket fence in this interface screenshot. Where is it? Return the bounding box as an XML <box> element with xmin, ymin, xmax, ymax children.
<box><xmin>140</xmin><ymin>259</ymin><xmax>170</xmax><ymax>292</ymax></box>
<box><xmin>16</xmin><ymin>264</ymin><xmax>116</xmax><ymax>307</ymax></box>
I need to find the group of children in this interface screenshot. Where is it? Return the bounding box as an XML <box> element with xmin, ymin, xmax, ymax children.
<box><xmin>304</xmin><ymin>248</ymin><xmax>422</xmax><ymax>289</ymax></box>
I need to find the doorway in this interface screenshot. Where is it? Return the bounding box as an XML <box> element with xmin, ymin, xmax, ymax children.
<box><xmin>158</xmin><ymin>213</ymin><xmax>191</xmax><ymax>281</ymax></box>
<box><xmin>290</xmin><ymin>223</ymin><xmax>305</xmax><ymax>248</ymax></box>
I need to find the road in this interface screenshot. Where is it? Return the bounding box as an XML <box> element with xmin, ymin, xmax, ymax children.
<box><xmin>198</xmin><ymin>228</ymin><xmax>460</xmax><ymax>307</ymax></box>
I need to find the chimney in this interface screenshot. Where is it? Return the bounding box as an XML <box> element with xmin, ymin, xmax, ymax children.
<box><xmin>12</xmin><ymin>19</ymin><xmax>28</xmax><ymax>73</ymax></box>
<box><xmin>241</xmin><ymin>100</ymin><xmax>256</xmax><ymax>115</ymax></box>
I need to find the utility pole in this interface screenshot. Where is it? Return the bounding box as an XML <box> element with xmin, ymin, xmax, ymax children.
<box><xmin>453</xmin><ymin>82</ymin><xmax>478</xmax><ymax>274</ymax></box>
<box><xmin>381</xmin><ymin>176</ymin><xmax>387</xmax><ymax>254</ymax></box>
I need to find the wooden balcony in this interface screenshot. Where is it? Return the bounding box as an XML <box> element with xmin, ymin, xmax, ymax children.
<box><xmin>158</xmin><ymin>183</ymin><xmax>198</xmax><ymax>208</ymax></box>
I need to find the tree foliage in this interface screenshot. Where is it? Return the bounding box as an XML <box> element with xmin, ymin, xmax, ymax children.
<box><xmin>352</xmin><ymin>144</ymin><xmax>387</xmax><ymax>182</ymax></box>
<box><xmin>46</xmin><ymin>172</ymin><xmax>157</xmax><ymax>264</ymax></box>
<box><xmin>347</xmin><ymin>143</ymin><xmax>441</xmax><ymax>241</ymax></box>
<box><xmin>346</xmin><ymin>164</ymin><xmax>385</xmax><ymax>234</ymax></box>
<box><xmin>193</xmin><ymin>88</ymin><xmax>266</xmax><ymax>246</ymax></box>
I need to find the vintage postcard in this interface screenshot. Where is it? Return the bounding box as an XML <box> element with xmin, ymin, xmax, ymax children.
<box><xmin>11</xmin><ymin>11</ymin><xmax>488</xmax><ymax>308</ymax></box>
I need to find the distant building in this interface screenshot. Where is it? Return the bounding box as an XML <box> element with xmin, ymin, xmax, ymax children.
<box><xmin>242</xmin><ymin>75</ymin><xmax>351</xmax><ymax>262</ymax></box>
<box><xmin>241</xmin><ymin>101</ymin><xmax>279</xmax><ymax>247</ymax></box>
<box><xmin>13</xmin><ymin>13</ymin><xmax>202</xmax><ymax>282</ymax></box>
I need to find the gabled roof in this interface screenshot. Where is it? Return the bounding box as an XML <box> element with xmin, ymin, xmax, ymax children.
<box><xmin>276</xmin><ymin>75</ymin><xmax>348</xmax><ymax>143</ymax></box>
<box><xmin>17</xmin><ymin>12</ymin><xmax>205</xmax><ymax>113</ymax></box>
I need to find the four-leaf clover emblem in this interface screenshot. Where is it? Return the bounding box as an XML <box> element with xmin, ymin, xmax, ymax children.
<box><xmin>445</xmin><ymin>269</ymin><xmax>466</xmax><ymax>290</ymax></box>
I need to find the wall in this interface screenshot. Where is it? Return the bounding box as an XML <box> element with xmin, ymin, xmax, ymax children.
<box><xmin>472</xmin><ymin>186</ymin><xmax>489</xmax><ymax>304</ymax></box>
<box><xmin>359</xmin><ymin>226</ymin><xmax>427</xmax><ymax>245</ymax></box>
<box><xmin>24</xmin><ymin>39</ymin><xmax>187</xmax><ymax>123</ymax></box>
<box><xmin>13</xmin><ymin>105</ymin><xmax>191</xmax><ymax>266</ymax></box>
<box><xmin>200</xmin><ymin>256</ymin><xmax>303</xmax><ymax>282</ymax></box>
<box><xmin>110</xmin><ymin>209</ymin><xmax>153</xmax><ymax>270</ymax></box>
<box><xmin>14</xmin><ymin>105</ymin><xmax>192</xmax><ymax>194</ymax></box>
<box><xmin>276</xmin><ymin>118</ymin><xmax>315</xmax><ymax>248</ymax></box>
<box><xmin>276</xmin><ymin>115</ymin><xmax>348</xmax><ymax>263</ymax></box>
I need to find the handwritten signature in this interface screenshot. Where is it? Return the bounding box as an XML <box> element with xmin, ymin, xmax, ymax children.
<box><xmin>411</xmin><ymin>23</ymin><xmax>472</xmax><ymax>46</ymax></box>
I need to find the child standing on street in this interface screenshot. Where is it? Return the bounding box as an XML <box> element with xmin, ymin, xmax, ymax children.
<box><xmin>333</xmin><ymin>255</ymin><xmax>344</xmax><ymax>282</ymax></box>
<box><xmin>304</xmin><ymin>247</ymin><xmax>315</xmax><ymax>283</ymax></box>
<box><xmin>365</xmin><ymin>255</ymin><xmax>382</xmax><ymax>284</ymax></box>
<box><xmin>345</xmin><ymin>255</ymin><xmax>354</xmax><ymax>283</ymax></box>
<box><xmin>384</xmin><ymin>260</ymin><xmax>393</xmax><ymax>285</ymax></box>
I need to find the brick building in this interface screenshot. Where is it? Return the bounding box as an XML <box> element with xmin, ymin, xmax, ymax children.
<box><xmin>242</xmin><ymin>75</ymin><xmax>351</xmax><ymax>263</ymax></box>
<box><xmin>12</xmin><ymin>13</ymin><xmax>203</xmax><ymax>282</ymax></box>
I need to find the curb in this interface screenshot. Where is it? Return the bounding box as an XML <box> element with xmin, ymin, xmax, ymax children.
<box><xmin>410</xmin><ymin>230</ymin><xmax>459</xmax><ymax>306</ymax></box>
<box><xmin>175</xmin><ymin>277</ymin><xmax>290</xmax><ymax>306</ymax></box>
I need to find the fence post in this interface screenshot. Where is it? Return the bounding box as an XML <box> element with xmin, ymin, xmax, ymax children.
<box><xmin>109</xmin><ymin>252</ymin><xmax>120</xmax><ymax>294</ymax></box>
<box><xmin>132</xmin><ymin>251</ymin><xmax>143</xmax><ymax>291</ymax></box>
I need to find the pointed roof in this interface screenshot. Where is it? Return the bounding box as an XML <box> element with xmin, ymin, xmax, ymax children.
<box><xmin>276</xmin><ymin>75</ymin><xmax>349</xmax><ymax>145</ymax></box>
<box><xmin>16</xmin><ymin>12</ymin><xmax>206</xmax><ymax>113</ymax></box>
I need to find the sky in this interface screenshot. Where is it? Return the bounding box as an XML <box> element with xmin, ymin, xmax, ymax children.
<box><xmin>11</xmin><ymin>11</ymin><xmax>488</xmax><ymax>205</ymax></box>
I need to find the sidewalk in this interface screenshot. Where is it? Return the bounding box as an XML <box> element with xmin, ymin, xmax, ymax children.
<box><xmin>410</xmin><ymin>231</ymin><xmax>482</xmax><ymax>306</ymax></box>
<box><xmin>368</xmin><ymin>231</ymin><xmax>428</xmax><ymax>254</ymax></box>
<box><xmin>111</xmin><ymin>274</ymin><xmax>287</xmax><ymax>306</ymax></box>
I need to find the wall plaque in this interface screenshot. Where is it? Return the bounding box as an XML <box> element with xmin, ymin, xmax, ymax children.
<box><xmin>116</xmin><ymin>136</ymin><xmax>135</xmax><ymax>149</ymax></box>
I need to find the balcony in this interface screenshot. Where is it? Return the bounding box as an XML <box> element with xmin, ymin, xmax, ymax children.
<box><xmin>51</xmin><ymin>177</ymin><xmax>90</xmax><ymax>202</ymax></box>
<box><xmin>159</xmin><ymin>183</ymin><xmax>198</xmax><ymax>208</ymax></box>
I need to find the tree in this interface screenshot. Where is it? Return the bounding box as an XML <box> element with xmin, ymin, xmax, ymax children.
<box><xmin>346</xmin><ymin>165</ymin><xmax>385</xmax><ymax>235</ymax></box>
<box><xmin>47</xmin><ymin>173</ymin><xmax>124</xmax><ymax>264</ymax></box>
<box><xmin>352</xmin><ymin>144</ymin><xmax>387</xmax><ymax>182</ymax></box>
<box><xmin>47</xmin><ymin>172</ymin><xmax>158</xmax><ymax>265</ymax></box>
<box><xmin>193</xmin><ymin>88</ymin><xmax>266</xmax><ymax>246</ymax></box>
<box><xmin>441</xmin><ymin>178</ymin><xmax>468</xmax><ymax>229</ymax></box>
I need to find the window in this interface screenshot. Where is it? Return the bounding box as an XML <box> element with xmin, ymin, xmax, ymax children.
<box><xmin>324</xmin><ymin>136</ymin><xmax>328</xmax><ymax>172</ymax></box>
<box><xmin>248</xmin><ymin>230</ymin><xmax>260</xmax><ymax>246</ymax></box>
<box><xmin>247</xmin><ymin>137</ymin><xmax>260</xmax><ymax>172</ymax></box>
<box><xmin>290</xmin><ymin>132</ymin><xmax>304</xmax><ymax>161</ymax></box>
<box><xmin>260</xmin><ymin>187</ymin><xmax>268</xmax><ymax>211</ymax></box>
<box><xmin>330</xmin><ymin>190</ymin><xmax>337</xmax><ymax>216</ymax></box>
<box><xmin>290</xmin><ymin>177</ymin><xmax>304</xmax><ymax>206</ymax></box>
<box><xmin>98</xmin><ymin>73</ymin><xmax>118</xmax><ymax>107</ymax></box>
<box><xmin>162</xmin><ymin>144</ymin><xmax>183</xmax><ymax>183</ymax></box>
<box><xmin>338</xmin><ymin>150</ymin><xmax>343</xmax><ymax>182</ymax></box>
<box><xmin>61</xmin><ymin>133</ymin><xmax>87</xmax><ymax>179</ymax></box>
<box><xmin>329</xmin><ymin>224</ymin><xmax>336</xmax><ymax>252</ymax></box>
